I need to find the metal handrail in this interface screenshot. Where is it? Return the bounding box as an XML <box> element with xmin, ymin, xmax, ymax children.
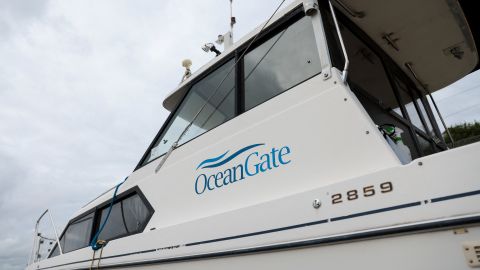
<box><xmin>29</xmin><ymin>209</ymin><xmax>47</xmax><ymax>264</ymax></box>
<box><xmin>48</xmin><ymin>211</ymin><xmax>63</xmax><ymax>255</ymax></box>
<box><xmin>328</xmin><ymin>0</ymin><xmax>349</xmax><ymax>83</ymax></box>
<box><xmin>29</xmin><ymin>209</ymin><xmax>63</xmax><ymax>265</ymax></box>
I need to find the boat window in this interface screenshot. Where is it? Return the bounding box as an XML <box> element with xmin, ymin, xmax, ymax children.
<box><xmin>244</xmin><ymin>16</ymin><xmax>321</xmax><ymax>110</ymax></box>
<box><xmin>49</xmin><ymin>243</ymin><xmax>60</xmax><ymax>257</ymax></box>
<box><xmin>145</xmin><ymin>58</ymin><xmax>236</xmax><ymax>163</ymax></box>
<box><xmin>97</xmin><ymin>193</ymin><xmax>152</xmax><ymax>241</ymax></box>
<box><xmin>51</xmin><ymin>212</ymin><xmax>94</xmax><ymax>255</ymax></box>
<box><xmin>49</xmin><ymin>189</ymin><xmax>153</xmax><ymax>258</ymax></box>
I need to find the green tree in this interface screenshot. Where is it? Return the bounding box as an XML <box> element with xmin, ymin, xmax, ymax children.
<box><xmin>444</xmin><ymin>121</ymin><xmax>480</xmax><ymax>146</ymax></box>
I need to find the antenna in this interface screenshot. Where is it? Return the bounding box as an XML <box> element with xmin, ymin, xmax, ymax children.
<box><xmin>216</xmin><ymin>0</ymin><xmax>235</xmax><ymax>50</ymax></box>
<box><xmin>230</xmin><ymin>0</ymin><xmax>236</xmax><ymax>38</ymax></box>
<box><xmin>205</xmin><ymin>0</ymin><xmax>236</xmax><ymax>55</ymax></box>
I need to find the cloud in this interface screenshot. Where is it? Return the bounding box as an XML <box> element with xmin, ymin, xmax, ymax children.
<box><xmin>0</xmin><ymin>0</ymin><xmax>295</xmax><ymax>269</ymax></box>
<box><xmin>433</xmin><ymin>70</ymin><xmax>480</xmax><ymax>129</ymax></box>
<box><xmin>0</xmin><ymin>0</ymin><xmax>49</xmax><ymax>37</ymax></box>
<box><xmin>1</xmin><ymin>0</ymin><xmax>476</xmax><ymax>269</ymax></box>
<box><xmin>0</xmin><ymin>152</ymin><xmax>34</xmax><ymax>270</ymax></box>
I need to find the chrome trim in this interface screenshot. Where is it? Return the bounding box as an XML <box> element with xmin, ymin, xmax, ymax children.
<box><xmin>29</xmin><ymin>209</ymin><xmax>63</xmax><ymax>265</ymax></box>
<box><xmin>329</xmin><ymin>0</ymin><xmax>349</xmax><ymax>83</ymax></box>
<box><xmin>48</xmin><ymin>210</ymin><xmax>63</xmax><ymax>255</ymax></box>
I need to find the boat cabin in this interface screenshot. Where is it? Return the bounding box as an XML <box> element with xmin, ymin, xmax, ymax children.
<box><xmin>138</xmin><ymin>0</ymin><xmax>477</xmax><ymax>168</ymax></box>
<box><xmin>29</xmin><ymin>0</ymin><xmax>478</xmax><ymax>267</ymax></box>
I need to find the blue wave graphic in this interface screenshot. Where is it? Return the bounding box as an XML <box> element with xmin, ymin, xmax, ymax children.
<box><xmin>196</xmin><ymin>150</ymin><xmax>229</xmax><ymax>170</ymax></box>
<box><xmin>200</xmin><ymin>143</ymin><xmax>265</xmax><ymax>169</ymax></box>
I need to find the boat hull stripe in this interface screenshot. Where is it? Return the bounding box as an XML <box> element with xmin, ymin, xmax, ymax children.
<box><xmin>35</xmin><ymin>189</ymin><xmax>480</xmax><ymax>270</ymax></box>
<box><xmin>186</xmin><ymin>219</ymin><xmax>329</xmax><ymax>246</ymax></box>
<box><xmin>330</xmin><ymin>202</ymin><xmax>421</xmax><ymax>222</ymax></box>
<box><xmin>38</xmin><ymin>216</ymin><xmax>480</xmax><ymax>270</ymax></box>
<box><xmin>431</xmin><ymin>189</ymin><xmax>480</xmax><ymax>203</ymax></box>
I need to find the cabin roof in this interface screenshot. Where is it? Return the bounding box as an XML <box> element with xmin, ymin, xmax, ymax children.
<box><xmin>162</xmin><ymin>0</ymin><xmax>478</xmax><ymax>112</ymax></box>
<box><xmin>335</xmin><ymin>0</ymin><xmax>478</xmax><ymax>91</ymax></box>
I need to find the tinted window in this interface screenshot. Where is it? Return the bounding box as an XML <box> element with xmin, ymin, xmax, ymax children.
<box><xmin>244</xmin><ymin>16</ymin><xmax>321</xmax><ymax>110</ymax></box>
<box><xmin>49</xmin><ymin>243</ymin><xmax>60</xmax><ymax>258</ymax></box>
<box><xmin>146</xmin><ymin>59</ymin><xmax>236</xmax><ymax>163</ymax></box>
<box><xmin>97</xmin><ymin>194</ymin><xmax>151</xmax><ymax>241</ymax></box>
<box><xmin>61</xmin><ymin>213</ymin><xmax>94</xmax><ymax>253</ymax></box>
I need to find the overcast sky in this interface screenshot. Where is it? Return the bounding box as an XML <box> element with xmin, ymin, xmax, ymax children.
<box><xmin>0</xmin><ymin>1</ymin><xmax>478</xmax><ymax>269</ymax></box>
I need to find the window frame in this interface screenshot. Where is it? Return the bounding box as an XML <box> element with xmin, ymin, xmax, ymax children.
<box><xmin>48</xmin><ymin>186</ymin><xmax>153</xmax><ymax>258</ymax></box>
<box><xmin>60</xmin><ymin>212</ymin><xmax>95</xmax><ymax>253</ymax></box>
<box><xmin>136</xmin><ymin>54</ymin><xmax>236</xmax><ymax>169</ymax></box>
<box><xmin>320</xmin><ymin>3</ymin><xmax>447</xmax><ymax>157</ymax></box>
<box><xmin>144</xmin><ymin>57</ymin><xmax>238</xmax><ymax>165</ymax></box>
<box><xmin>241</xmin><ymin>15</ymin><xmax>323</xmax><ymax>112</ymax></box>
<box><xmin>47</xmin><ymin>208</ymin><xmax>96</xmax><ymax>257</ymax></box>
<box><xmin>135</xmin><ymin>4</ymin><xmax>312</xmax><ymax>170</ymax></box>
<box><xmin>92</xmin><ymin>187</ymin><xmax>154</xmax><ymax>243</ymax></box>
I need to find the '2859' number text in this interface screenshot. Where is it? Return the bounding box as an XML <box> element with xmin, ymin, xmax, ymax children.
<box><xmin>331</xmin><ymin>181</ymin><xmax>393</xmax><ymax>204</ymax></box>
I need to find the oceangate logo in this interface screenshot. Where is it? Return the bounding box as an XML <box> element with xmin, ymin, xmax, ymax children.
<box><xmin>194</xmin><ymin>143</ymin><xmax>291</xmax><ymax>195</ymax></box>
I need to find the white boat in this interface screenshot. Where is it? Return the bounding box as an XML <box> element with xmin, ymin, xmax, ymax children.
<box><xmin>27</xmin><ymin>0</ymin><xmax>480</xmax><ymax>269</ymax></box>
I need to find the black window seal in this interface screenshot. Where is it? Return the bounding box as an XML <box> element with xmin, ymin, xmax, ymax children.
<box><xmin>47</xmin><ymin>210</ymin><xmax>95</xmax><ymax>258</ymax></box>
<box><xmin>119</xmin><ymin>200</ymin><xmax>130</xmax><ymax>234</ymax></box>
<box><xmin>134</xmin><ymin>4</ymin><xmax>306</xmax><ymax>171</ymax></box>
<box><xmin>235</xmin><ymin>51</ymin><xmax>245</xmax><ymax>115</ymax></box>
<box><xmin>90</xmin><ymin>186</ymin><xmax>154</xmax><ymax>243</ymax></box>
<box><xmin>136</xmin><ymin>56</ymin><xmax>236</xmax><ymax>169</ymax></box>
<box><xmin>48</xmin><ymin>186</ymin><xmax>154</xmax><ymax>258</ymax></box>
<box><xmin>134</xmin><ymin>53</ymin><xmax>236</xmax><ymax>170</ymax></box>
<box><xmin>235</xmin><ymin>5</ymin><xmax>304</xmax><ymax>57</ymax></box>
<box><xmin>239</xmin><ymin>14</ymin><xmax>323</xmax><ymax>113</ymax></box>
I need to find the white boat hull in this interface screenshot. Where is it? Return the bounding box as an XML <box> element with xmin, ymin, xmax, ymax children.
<box><xmin>121</xmin><ymin>226</ymin><xmax>480</xmax><ymax>270</ymax></box>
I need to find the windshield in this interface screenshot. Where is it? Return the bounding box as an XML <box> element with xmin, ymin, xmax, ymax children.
<box><xmin>140</xmin><ymin>12</ymin><xmax>321</xmax><ymax>167</ymax></box>
<box><xmin>146</xmin><ymin>59</ymin><xmax>236</xmax><ymax>163</ymax></box>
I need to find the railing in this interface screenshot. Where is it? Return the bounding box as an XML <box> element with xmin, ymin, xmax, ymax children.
<box><xmin>28</xmin><ymin>209</ymin><xmax>62</xmax><ymax>265</ymax></box>
<box><xmin>329</xmin><ymin>0</ymin><xmax>349</xmax><ymax>83</ymax></box>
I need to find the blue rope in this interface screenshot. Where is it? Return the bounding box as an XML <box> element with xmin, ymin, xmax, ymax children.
<box><xmin>90</xmin><ymin>177</ymin><xmax>127</xmax><ymax>250</ymax></box>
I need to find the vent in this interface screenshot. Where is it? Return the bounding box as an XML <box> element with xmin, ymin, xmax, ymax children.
<box><xmin>463</xmin><ymin>242</ymin><xmax>480</xmax><ymax>268</ymax></box>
